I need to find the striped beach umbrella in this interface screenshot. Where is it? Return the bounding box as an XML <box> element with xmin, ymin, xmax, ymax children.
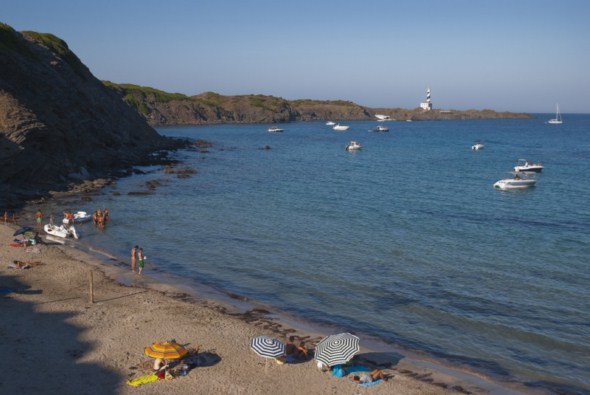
<box><xmin>314</xmin><ymin>332</ymin><xmax>360</xmax><ymax>367</ymax></box>
<box><xmin>250</xmin><ymin>336</ymin><xmax>285</xmax><ymax>359</ymax></box>
<box><xmin>144</xmin><ymin>340</ymin><xmax>188</xmax><ymax>360</ymax></box>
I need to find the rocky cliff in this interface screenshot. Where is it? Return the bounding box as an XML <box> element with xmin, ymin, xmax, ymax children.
<box><xmin>107</xmin><ymin>84</ymin><xmax>531</xmax><ymax>127</ymax></box>
<box><xmin>0</xmin><ymin>23</ymin><xmax>184</xmax><ymax>208</ymax></box>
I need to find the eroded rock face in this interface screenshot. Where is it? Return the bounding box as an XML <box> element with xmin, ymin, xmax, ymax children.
<box><xmin>0</xmin><ymin>24</ymin><xmax>182</xmax><ymax>206</ymax></box>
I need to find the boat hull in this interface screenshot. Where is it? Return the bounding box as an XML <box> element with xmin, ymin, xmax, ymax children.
<box><xmin>514</xmin><ymin>165</ymin><xmax>543</xmax><ymax>173</ymax></box>
<box><xmin>44</xmin><ymin>224</ymin><xmax>79</xmax><ymax>239</ymax></box>
<box><xmin>493</xmin><ymin>179</ymin><xmax>536</xmax><ymax>190</ymax></box>
<box><xmin>62</xmin><ymin>211</ymin><xmax>92</xmax><ymax>224</ymax></box>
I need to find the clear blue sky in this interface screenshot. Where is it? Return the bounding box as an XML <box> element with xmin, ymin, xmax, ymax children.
<box><xmin>3</xmin><ymin>0</ymin><xmax>589</xmax><ymax>113</ymax></box>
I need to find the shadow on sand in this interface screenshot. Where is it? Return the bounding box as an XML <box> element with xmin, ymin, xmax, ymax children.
<box><xmin>0</xmin><ymin>273</ymin><xmax>122</xmax><ymax>394</ymax></box>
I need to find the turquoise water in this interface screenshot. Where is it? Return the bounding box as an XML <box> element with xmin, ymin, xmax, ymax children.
<box><xmin>33</xmin><ymin>116</ymin><xmax>590</xmax><ymax>393</ymax></box>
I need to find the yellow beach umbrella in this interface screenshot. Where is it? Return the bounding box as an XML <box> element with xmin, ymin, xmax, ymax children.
<box><xmin>144</xmin><ymin>340</ymin><xmax>188</xmax><ymax>360</ymax></box>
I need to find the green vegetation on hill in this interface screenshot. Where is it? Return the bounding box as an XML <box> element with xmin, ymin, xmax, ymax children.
<box><xmin>0</xmin><ymin>22</ymin><xmax>34</xmax><ymax>57</ymax></box>
<box><xmin>21</xmin><ymin>30</ymin><xmax>88</xmax><ymax>78</ymax></box>
<box><xmin>103</xmin><ymin>82</ymin><xmax>191</xmax><ymax>115</ymax></box>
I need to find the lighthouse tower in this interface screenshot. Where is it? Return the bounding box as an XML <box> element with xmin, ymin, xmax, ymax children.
<box><xmin>420</xmin><ymin>87</ymin><xmax>432</xmax><ymax>111</ymax></box>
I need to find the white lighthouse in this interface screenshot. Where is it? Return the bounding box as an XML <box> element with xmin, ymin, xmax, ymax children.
<box><xmin>420</xmin><ymin>87</ymin><xmax>432</xmax><ymax>111</ymax></box>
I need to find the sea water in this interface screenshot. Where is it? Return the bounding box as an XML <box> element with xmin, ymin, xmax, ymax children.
<box><xmin>29</xmin><ymin>116</ymin><xmax>590</xmax><ymax>394</ymax></box>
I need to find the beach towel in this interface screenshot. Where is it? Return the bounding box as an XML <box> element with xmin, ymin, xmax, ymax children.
<box><xmin>331</xmin><ymin>365</ymin><xmax>371</xmax><ymax>378</ymax></box>
<box><xmin>360</xmin><ymin>378</ymin><xmax>383</xmax><ymax>388</ymax></box>
<box><xmin>126</xmin><ymin>373</ymin><xmax>159</xmax><ymax>387</ymax></box>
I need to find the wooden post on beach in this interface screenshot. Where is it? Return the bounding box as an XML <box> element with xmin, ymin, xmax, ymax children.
<box><xmin>88</xmin><ymin>270</ymin><xmax>94</xmax><ymax>303</ymax></box>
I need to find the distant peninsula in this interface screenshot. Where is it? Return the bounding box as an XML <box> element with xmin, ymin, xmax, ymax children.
<box><xmin>104</xmin><ymin>83</ymin><xmax>531</xmax><ymax>127</ymax></box>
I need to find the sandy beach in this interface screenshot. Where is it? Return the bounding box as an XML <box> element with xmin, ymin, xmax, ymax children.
<box><xmin>1</xmin><ymin>222</ymin><xmax>532</xmax><ymax>395</ymax></box>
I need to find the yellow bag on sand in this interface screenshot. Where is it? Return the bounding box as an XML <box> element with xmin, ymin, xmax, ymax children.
<box><xmin>127</xmin><ymin>373</ymin><xmax>159</xmax><ymax>387</ymax></box>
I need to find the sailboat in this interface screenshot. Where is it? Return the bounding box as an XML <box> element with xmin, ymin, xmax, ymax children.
<box><xmin>548</xmin><ymin>104</ymin><xmax>562</xmax><ymax>124</ymax></box>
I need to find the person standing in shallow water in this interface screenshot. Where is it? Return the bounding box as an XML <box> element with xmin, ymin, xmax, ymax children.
<box><xmin>138</xmin><ymin>248</ymin><xmax>145</xmax><ymax>275</ymax></box>
<box><xmin>131</xmin><ymin>245</ymin><xmax>138</xmax><ymax>273</ymax></box>
<box><xmin>35</xmin><ymin>209</ymin><xmax>43</xmax><ymax>225</ymax></box>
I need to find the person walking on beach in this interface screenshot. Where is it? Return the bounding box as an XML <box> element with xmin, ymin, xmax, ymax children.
<box><xmin>131</xmin><ymin>245</ymin><xmax>138</xmax><ymax>273</ymax></box>
<box><xmin>138</xmin><ymin>248</ymin><xmax>145</xmax><ymax>275</ymax></box>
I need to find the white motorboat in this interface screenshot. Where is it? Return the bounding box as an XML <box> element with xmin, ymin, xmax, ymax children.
<box><xmin>345</xmin><ymin>141</ymin><xmax>362</xmax><ymax>151</ymax></box>
<box><xmin>514</xmin><ymin>159</ymin><xmax>543</xmax><ymax>173</ymax></box>
<box><xmin>267</xmin><ymin>126</ymin><xmax>284</xmax><ymax>133</ymax></box>
<box><xmin>62</xmin><ymin>211</ymin><xmax>92</xmax><ymax>224</ymax></box>
<box><xmin>375</xmin><ymin>114</ymin><xmax>391</xmax><ymax>121</ymax></box>
<box><xmin>333</xmin><ymin>124</ymin><xmax>350</xmax><ymax>131</ymax></box>
<box><xmin>44</xmin><ymin>224</ymin><xmax>79</xmax><ymax>239</ymax></box>
<box><xmin>325</xmin><ymin>121</ymin><xmax>336</xmax><ymax>126</ymax></box>
<box><xmin>472</xmin><ymin>143</ymin><xmax>484</xmax><ymax>150</ymax></box>
<box><xmin>493</xmin><ymin>176</ymin><xmax>536</xmax><ymax>190</ymax></box>
<box><xmin>372</xmin><ymin>125</ymin><xmax>389</xmax><ymax>132</ymax></box>
<box><xmin>548</xmin><ymin>104</ymin><xmax>562</xmax><ymax>124</ymax></box>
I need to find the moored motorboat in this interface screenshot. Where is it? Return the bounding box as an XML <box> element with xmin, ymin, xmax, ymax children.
<box><xmin>345</xmin><ymin>141</ymin><xmax>362</xmax><ymax>151</ymax></box>
<box><xmin>493</xmin><ymin>176</ymin><xmax>536</xmax><ymax>190</ymax></box>
<box><xmin>44</xmin><ymin>223</ymin><xmax>79</xmax><ymax>239</ymax></box>
<box><xmin>472</xmin><ymin>143</ymin><xmax>484</xmax><ymax>150</ymax></box>
<box><xmin>514</xmin><ymin>159</ymin><xmax>543</xmax><ymax>173</ymax></box>
<box><xmin>372</xmin><ymin>125</ymin><xmax>389</xmax><ymax>132</ymax></box>
<box><xmin>325</xmin><ymin>121</ymin><xmax>336</xmax><ymax>126</ymax></box>
<box><xmin>333</xmin><ymin>124</ymin><xmax>350</xmax><ymax>131</ymax></box>
<box><xmin>267</xmin><ymin>126</ymin><xmax>283</xmax><ymax>133</ymax></box>
<box><xmin>62</xmin><ymin>211</ymin><xmax>92</xmax><ymax>224</ymax></box>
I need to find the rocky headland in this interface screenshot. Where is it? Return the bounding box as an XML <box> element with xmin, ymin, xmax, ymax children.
<box><xmin>107</xmin><ymin>84</ymin><xmax>531</xmax><ymax>127</ymax></box>
<box><xmin>0</xmin><ymin>23</ymin><xmax>188</xmax><ymax>208</ymax></box>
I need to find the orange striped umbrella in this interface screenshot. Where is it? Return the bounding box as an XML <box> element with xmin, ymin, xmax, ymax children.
<box><xmin>144</xmin><ymin>340</ymin><xmax>188</xmax><ymax>360</ymax></box>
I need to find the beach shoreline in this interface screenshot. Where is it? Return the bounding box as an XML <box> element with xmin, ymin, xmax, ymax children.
<box><xmin>1</xmin><ymin>222</ymin><xmax>544</xmax><ymax>394</ymax></box>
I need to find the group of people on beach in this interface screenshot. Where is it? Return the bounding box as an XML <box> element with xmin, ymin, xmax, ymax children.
<box><xmin>131</xmin><ymin>245</ymin><xmax>146</xmax><ymax>274</ymax></box>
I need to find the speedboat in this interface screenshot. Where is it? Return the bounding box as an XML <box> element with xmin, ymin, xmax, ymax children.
<box><xmin>372</xmin><ymin>125</ymin><xmax>389</xmax><ymax>132</ymax></box>
<box><xmin>44</xmin><ymin>223</ymin><xmax>79</xmax><ymax>239</ymax></box>
<box><xmin>333</xmin><ymin>124</ymin><xmax>350</xmax><ymax>131</ymax></box>
<box><xmin>267</xmin><ymin>127</ymin><xmax>283</xmax><ymax>133</ymax></box>
<box><xmin>471</xmin><ymin>143</ymin><xmax>484</xmax><ymax>150</ymax></box>
<box><xmin>514</xmin><ymin>159</ymin><xmax>543</xmax><ymax>173</ymax></box>
<box><xmin>345</xmin><ymin>141</ymin><xmax>362</xmax><ymax>151</ymax></box>
<box><xmin>325</xmin><ymin>121</ymin><xmax>336</xmax><ymax>126</ymax></box>
<box><xmin>493</xmin><ymin>176</ymin><xmax>536</xmax><ymax>190</ymax></box>
<box><xmin>62</xmin><ymin>211</ymin><xmax>92</xmax><ymax>224</ymax></box>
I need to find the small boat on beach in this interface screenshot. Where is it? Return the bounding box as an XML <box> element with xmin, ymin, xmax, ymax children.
<box><xmin>333</xmin><ymin>124</ymin><xmax>350</xmax><ymax>131</ymax></box>
<box><xmin>44</xmin><ymin>224</ymin><xmax>79</xmax><ymax>239</ymax></box>
<box><xmin>493</xmin><ymin>175</ymin><xmax>536</xmax><ymax>190</ymax></box>
<box><xmin>267</xmin><ymin>126</ymin><xmax>284</xmax><ymax>133</ymax></box>
<box><xmin>62</xmin><ymin>211</ymin><xmax>92</xmax><ymax>224</ymax></box>
<box><xmin>514</xmin><ymin>159</ymin><xmax>543</xmax><ymax>173</ymax></box>
<box><xmin>345</xmin><ymin>141</ymin><xmax>362</xmax><ymax>151</ymax></box>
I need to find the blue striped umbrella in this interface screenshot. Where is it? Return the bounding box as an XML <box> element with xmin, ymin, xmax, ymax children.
<box><xmin>250</xmin><ymin>336</ymin><xmax>285</xmax><ymax>359</ymax></box>
<box><xmin>314</xmin><ymin>333</ymin><xmax>360</xmax><ymax>367</ymax></box>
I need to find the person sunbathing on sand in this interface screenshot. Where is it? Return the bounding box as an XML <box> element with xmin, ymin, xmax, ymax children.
<box><xmin>351</xmin><ymin>368</ymin><xmax>387</xmax><ymax>384</ymax></box>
